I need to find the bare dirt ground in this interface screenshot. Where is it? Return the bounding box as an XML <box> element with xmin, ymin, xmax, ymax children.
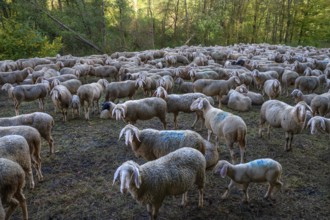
<box><xmin>2</xmin><ymin>85</ymin><xmax>329</xmax><ymax>220</ymax></box>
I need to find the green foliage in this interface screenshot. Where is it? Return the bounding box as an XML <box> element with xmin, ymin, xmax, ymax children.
<box><xmin>0</xmin><ymin>19</ymin><xmax>62</xmax><ymax>60</ymax></box>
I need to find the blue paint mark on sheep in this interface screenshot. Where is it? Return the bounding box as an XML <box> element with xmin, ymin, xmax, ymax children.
<box><xmin>248</xmin><ymin>159</ymin><xmax>272</xmax><ymax>168</ymax></box>
<box><xmin>215</xmin><ymin>112</ymin><xmax>230</xmax><ymax>122</ymax></box>
<box><xmin>160</xmin><ymin>131</ymin><xmax>185</xmax><ymax>143</ymax></box>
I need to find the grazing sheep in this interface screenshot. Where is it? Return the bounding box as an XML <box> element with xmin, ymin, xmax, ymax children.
<box><xmin>193</xmin><ymin>76</ymin><xmax>241</xmax><ymax>107</ymax></box>
<box><xmin>174</xmin><ymin>77</ymin><xmax>194</xmax><ymax>93</ymax></box>
<box><xmin>7</xmin><ymin>80</ymin><xmax>50</xmax><ymax>115</ymax></box>
<box><xmin>50</xmin><ymin>85</ymin><xmax>73</xmax><ymax>122</ymax></box>
<box><xmin>77</xmin><ymin>79</ymin><xmax>108</xmax><ymax>120</ymax></box>
<box><xmin>310</xmin><ymin>91</ymin><xmax>330</xmax><ymax>116</ymax></box>
<box><xmin>259</xmin><ymin>100</ymin><xmax>311</xmax><ymax>151</ymax></box>
<box><xmin>263</xmin><ymin>79</ymin><xmax>282</xmax><ymax>100</ymax></box>
<box><xmin>213</xmin><ymin>159</ymin><xmax>283</xmax><ymax>202</ymax></box>
<box><xmin>0</xmin><ymin>67</ymin><xmax>33</xmax><ymax>85</ymax></box>
<box><xmin>281</xmin><ymin>69</ymin><xmax>299</xmax><ymax>96</ymax></box>
<box><xmin>190</xmin><ymin>97</ymin><xmax>247</xmax><ymax>164</ymax></box>
<box><xmin>0</xmin><ymin>135</ymin><xmax>34</xmax><ymax>189</ymax></box>
<box><xmin>153</xmin><ymin>86</ymin><xmax>214</xmax><ymax>129</ymax></box>
<box><xmin>290</xmin><ymin>89</ymin><xmax>317</xmax><ymax>105</ymax></box>
<box><xmin>0</xmin><ymin>112</ymin><xmax>55</xmax><ymax>155</ymax></box>
<box><xmin>294</xmin><ymin>75</ymin><xmax>326</xmax><ymax>94</ymax></box>
<box><xmin>112</xmin><ymin>97</ymin><xmax>167</xmax><ymax>129</ymax></box>
<box><xmin>119</xmin><ymin>124</ymin><xmax>208</xmax><ymax>160</ymax></box>
<box><xmin>113</xmin><ymin>147</ymin><xmax>206</xmax><ymax>220</ymax></box>
<box><xmin>307</xmin><ymin>116</ymin><xmax>330</xmax><ymax>134</ymax></box>
<box><xmin>0</xmin><ymin>158</ymin><xmax>28</xmax><ymax>220</ymax></box>
<box><xmin>104</xmin><ymin>80</ymin><xmax>137</xmax><ymax>102</ymax></box>
<box><xmin>0</xmin><ymin>126</ymin><xmax>43</xmax><ymax>182</ymax></box>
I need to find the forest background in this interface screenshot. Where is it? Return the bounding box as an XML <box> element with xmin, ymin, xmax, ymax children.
<box><xmin>1</xmin><ymin>0</ymin><xmax>330</xmax><ymax>60</ymax></box>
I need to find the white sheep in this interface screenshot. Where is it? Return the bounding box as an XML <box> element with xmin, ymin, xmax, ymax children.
<box><xmin>113</xmin><ymin>147</ymin><xmax>206</xmax><ymax>220</ymax></box>
<box><xmin>50</xmin><ymin>85</ymin><xmax>73</xmax><ymax>122</ymax></box>
<box><xmin>0</xmin><ymin>67</ymin><xmax>33</xmax><ymax>85</ymax></box>
<box><xmin>190</xmin><ymin>97</ymin><xmax>247</xmax><ymax>164</ymax></box>
<box><xmin>310</xmin><ymin>91</ymin><xmax>330</xmax><ymax>116</ymax></box>
<box><xmin>294</xmin><ymin>75</ymin><xmax>326</xmax><ymax>94</ymax></box>
<box><xmin>71</xmin><ymin>95</ymin><xmax>80</xmax><ymax>118</ymax></box>
<box><xmin>104</xmin><ymin>80</ymin><xmax>137</xmax><ymax>102</ymax></box>
<box><xmin>307</xmin><ymin>116</ymin><xmax>330</xmax><ymax>134</ymax></box>
<box><xmin>112</xmin><ymin>97</ymin><xmax>167</xmax><ymax>129</ymax></box>
<box><xmin>51</xmin><ymin>78</ymin><xmax>82</xmax><ymax>95</ymax></box>
<box><xmin>157</xmin><ymin>75</ymin><xmax>174</xmax><ymax>92</ymax></box>
<box><xmin>252</xmin><ymin>69</ymin><xmax>279</xmax><ymax>90</ymax></box>
<box><xmin>281</xmin><ymin>69</ymin><xmax>299</xmax><ymax>96</ymax></box>
<box><xmin>259</xmin><ymin>100</ymin><xmax>311</xmax><ymax>151</ymax></box>
<box><xmin>226</xmin><ymin>88</ymin><xmax>252</xmax><ymax>112</ymax></box>
<box><xmin>0</xmin><ymin>158</ymin><xmax>28</xmax><ymax>220</ymax></box>
<box><xmin>0</xmin><ymin>135</ymin><xmax>34</xmax><ymax>189</ymax></box>
<box><xmin>213</xmin><ymin>159</ymin><xmax>283</xmax><ymax>202</ymax></box>
<box><xmin>263</xmin><ymin>79</ymin><xmax>282</xmax><ymax>100</ymax></box>
<box><xmin>193</xmin><ymin>76</ymin><xmax>241</xmax><ymax>107</ymax></box>
<box><xmin>77</xmin><ymin>79</ymin><xmax>108</xmax><ymax>120</ymax></box>
<box><xmin>153</xmin><ymin>86</ymin><xmax>214</xmax><ymax>129</ymax></box>
<box><xmin>0</xmin><ymin>112</ymin><xmax>55</xmax><ymax>155</ymax></box>
<box><xmin>290</xmin><ymin>89</ymin><xmax>317</xmax><ymax>105</ymax></box>
<box><xmin>5</xmin><ymin>80</ymin><xmax>50</xmax><ymax>115</ymax></box>
<box><xmin>135</xmin><ymin>75</ymin><xmax>159</xmax><ymax>96</ymax></box>
<box><xmin>0</xmin><ymin>126</ymin><xmax>43</xmax><ymax>182</ymax></box>
<box><xmin>174</xmin><ymin>77</ymin><xmax>194</xmax><ymax>93</ymax></box>
<box><xmin>235</xmin><ymin>84</ymin><xmax>264</xmax><ymax>105</ymax></box>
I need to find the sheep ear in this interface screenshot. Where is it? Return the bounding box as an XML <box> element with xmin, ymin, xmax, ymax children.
<box><xmin>133</xmin><ymin>166</ymin><xmax>141</xmax><ymax>188</ymax></box>
<box><xmin>112</xmin><ymin>107</ymin><xmax>117</xmax><ymax>118</ymax></box>
<box><xmin>306</xmin><ymin>118</ymin><xmax>312</xmax><ymax>128</ymax></box>
<box><xmin>197</xmin><ymin>99</ymin><xmax>204</xmax><ymax>110</ymax></box>
<box><xmin>113</xmin><ymin>166</ymin><xmax>122</xmax><ymax>186</ymax></box>
<box><xmin>220</xmin><ymin>165</ymin><xmax>228</xmax><ymax>178</ymax></box>
<box><xmin>118</xmin><ymin>127</ymin><xmax>126</xmax><ymax>141</ymax></box>
<box><xmin>320</xmin><ymin>118</ymin><xmax>326</xmax><ymax>131</ymax></box>
<box><xmin>132</xmin><ymin>127</ymin><xmax>140</xmax><ymax>142</ymax></box>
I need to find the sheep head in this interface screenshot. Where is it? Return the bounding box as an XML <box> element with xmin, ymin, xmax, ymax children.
<box><xmin>294</xmin><ymin>101</ymin><xmax>312</xmax><ymax>131</ymax></box>
<box><xmin>307</xmin><ymin>116</ymin><xmax>326</xmax><ymax>135</ymax></box>
<box><xmin>153</xmin><ymin>86</ymin><xmax>167</xmax><ymax>99</ymax></box>
<box><xmin>113</xmin><ymin>161</ymin><xmax>142</xmax><ymax>193</ymax></box>
<box><xmin>112</xmin><ymin>105</ymin><xmax>126</xmax><ymax>121</ymax></box>
<box><xmin>118</xmin><ymin>124</ymin><xmax>140</xmax><ymax>146</ymax></box>
<box><xmin>213</xmin><ymin>160</ymin><xmax>230</xmax><ymax>178</ymax></box>
<box><xmin>190</xmin><ymin>97</ymin><xmax>209</xmax><ymax>111</ymax></box>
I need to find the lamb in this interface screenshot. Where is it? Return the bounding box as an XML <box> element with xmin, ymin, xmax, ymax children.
<box><xmin>294</xmin><ymin>75</ymin><xmax>326</xmax><ymax>94</ymax></box>
<box><xmin>310</xmin><ymin>91</ymin><xmax>330</xmax><ymax>116</ymax></box>
<box><xmin>259</xmin><ymin>100</ymin><xmax>311</xmax><ymax>151</ymax></box>
<box><xmin>104</xmin><ymin>80</ymin><xmax>137</xmax><ymax>102</ymax></box>
<box><xmin>0</xmin><ymin>158</ymin><xmax>28</xmax><ymax>220</ymax></box>
<box><xmin>290</xmin><ymin>89</ymin><xmax>317</xmax><ymax>105</ymax></box>
<box><xmin>0</xmin><ymin>135</ymin><xmax>34</xmax><ymax>189</ymax></box>
<box><xmin>50</xmin><ymin>85</ymin><xmax>73</xmax><ymax>122</ymax></box>
<box><xmin>0</xmin><ymin>126</ymin><xmax>43</xmax><ymax>182</ymax></box>
<box><xmin>193</xmin><ymin>76</ymin><xmax>241</xmax><ymax>107</ymax></box>
<box><xmin>6</xmin><ymin>80</ymin><xmax>50</xmax><ymax>115</ymax></box>
<box><xmin>213</xmin><ymin>159</ymin><xmax>283</xmax><ymax>202</ymax></box>
<box><xmin>174</xmin><ymin>77</ymin><xmax>194</xmax><ymax>93</ymax></box>
<box><xmin>263</xmin><ymin>79</ymin><xmax>282</xmax><ymax>100</ymax></box>
<box><xmin>190</xmin><ymin>97</ymin><xmax>247</xmax><ymax>164</ymax></box>
<box><xmin>77</xmin><ymin>79</ymin><xmax>108</xmax><ymax>120</ymax></box>
<box><xmin>307</xmin><ymin>116</ymin><xmax>330</xmax><ymax>134</ymax></box>
<box><xmin>153</xmin><ymin>86</ymin><xmax>214</xmax><ymax>129</ymax></box>
<box><xmin>281</xmin><ymin>70</ymin><xmax>300</xmax><ymax>96</ymax></box>
<box><xmin>112</xmin><ymin>97</ymin><xmax>167</xmax><ymax>129</ymax></box>
<box><xmin>226</xmin><ymin>88</ymin><xmax>252</xmax><ymax>112</ymax></box>
<box><xmin>0</xmin><ymin>67</ymin><xmax>33</xmax><ymax>85</ymax></box>
<box><xmin>113</xmin><ymin>147</ymin><xmax>206</xmax><ymax>220</ymax></box>
<box><xmin>0</xmin><ymin>112</ymin><xmax>55</xmax><ymax>155</ymax></box>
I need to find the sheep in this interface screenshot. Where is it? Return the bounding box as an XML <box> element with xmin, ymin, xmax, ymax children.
<box><xmin>193</xmin><ymin>76</ymin><xmax>241</xmax><ymax>107</ymax></box>
<box><xmin>307</xmin><ymin>116</ymin><xmax>330</xmax><ymax>134</ymax></box>
<box><xmin>113</xmin><ymin>147</ymin><xmax>206</xmax><ymax>220</ymax></box>
<box><xmin>157</xmin><ymin>75</ymin><xmax>174</xmax><ymax>92</ymax></box>
<box><xmin>34</xmin><ymin>61</ymin><xmax>63</xmax><ymax>71</ymax></box>
<box><xmin>259</xmin><ymin>100</ymin><xmax>311</xmax><ymax>151</ymax></box>
<box><xmin>77</xmin><ymin>79</ymin><xmax>108</xmax><ymax>120</ymax></box>
<box><xmin>263</xmin><ymin>79</ymin><xmax>282</xmax><ymax>100</ymax></box>
<box><xmin>213</xmin><ymin>159</ymin><xmax>283</xmax><ymax>202</ymax></box>
<box><xmin>0</xmin><ymin>158</ymin><xmax>28</xmax><ymax>220</ymax></box>
<box><xmin>153</xmin><ymin>86</ymin><xmax>214</xmax><ymax>129</ymax></box>
<box><xmin>99</xmin><ymin>101</ymin><xmax>116</xmax><ymax>119</ymax></box>
<box><xmin>290</xmin><ymin>89</ymin><xmax>317</xmax><ymax>105</ymax></box>
<box><xmin>6</xmin><ymin>80</ymin><xmax>50</xmax><ymax>115</ymax></box>
<box><xmin>232</xmin><ymin>71</ymin><xmax>254</xmax><ymax>89</ymax></box>
<box><xmin>0</xmin><ymin>135</ymin><xmax>34</xmax><ymax>189</ymax></box>
<box><xmin>90</xmin><ymin>65</ymin><xmax>119</xmax><ymax>81</ymax></box>
<box><xmin>104</xmin><ymin>80</ymin><xmax>137</xmax><ymax>102</ymax></box>
<box><xmin>226</xmin><ymin>88</ymin><xmax>252</xmax><ymax>112</ymax></box>
<box><xmin>71</xmin><ymin>95</ymin><xmax>80</xmax><ymax>118</ymax></box>
<box><xmin>0</xmin><ymin>112</ymin><xmax>55</xmax><ymax>155</ymax></box>
<box><xmin>51</xmin><ymin>78</ymin><xmax>82</xmax><ymax>95</ymax></box>
<box><xmin>294</xmin><ymin>75</ymin><xmax>326</xmax><ymax>94</ymax></box>
<box><xmin>281</xmin><ymin>69</ymin><xmax>299</xmax><ymax>96</ymax></box>
<box><xmin>310</xmin><ymin>91</ymin><xmax>330</xmax><ymax>116</ymax></box>
<box><xmin>252</xmin><ymin>69</ymin><xmax>279</xmax><ymax>90</ymax></box>
<box><xmin>174</xmin><ymin>77</ymin><xmax>194</xmax><ymax>93</ymax></box>
<box><xmin>59</xmin><ymin>67</ymin><xmax>80</xmax><ymax>76</ymax></box>
<box><xmin>0</xmin><ymin>126</ymin><xmax>43</xmax><ymax>182</ymax></box>
<box><xmin>135</xmin><ymin>75</ymin><xmax>158</xmax><ymax>96</ymax></box>
<box><xmin>190</xmin><ymin>97</ymin><xmax>247</xmax><ymax>164</ymax></box>
<box><xmin>112</xmin><ymin>97</ymin><xmax>167</xmax><ymax>129</ymax></box>
<box><xmin>0</xmin><ymin>67</ymin><xmax>33</xmax><ymax>85</ymax></box>
<box><xmin>1</xmin><ymin>83</ymin><xmax>15</xmax><ymax>101</ymax></box>
<box><xmin>234</xmin><ymin>84</ymin><xmax>264</xmax><ymax>105</ymax></box>
<box><xmin>50</xmin><ymin>85</ymin><xmax>73</xmax><ymax>122</ymax></box>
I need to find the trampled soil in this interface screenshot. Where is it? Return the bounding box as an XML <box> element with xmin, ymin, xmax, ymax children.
<box><xmin>2</xmin><ymin>86</ymin><xmax>329</xmax><ymax>220</ymax></box>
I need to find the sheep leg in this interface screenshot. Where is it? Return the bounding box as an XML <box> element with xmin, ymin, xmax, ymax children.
<box><xmin>181</xmin><ymin>192</ymin><xmax>188</xmax><ymax>206</ymax></box>
<box><xmin>242</xmin><ymin>183</ymin><xmax>250</xmax><ymax>202</ymax></box>
<box><xmin>198</xmin><ymin>188</ymin><xmax>204</xmax><ymax>208</ymax></box>
<box><xmin>207</xmin><ymin>130</ymin><xmax>212</xmax><ymax>142</ymax></box>
<box><xmin>14</xmin><ymin>101</ymin><xmax>20</xmax><ymax>116</ymax></box>
<box><xmin>239</xmin><ymin>139</ymin><xmax>246</xmax><ymax>164</ymax></box>
<box><xmin>27</xmin><ymin>169</ymin><xmax>35</xmax><ymax>189</ymax></box>
<box><xmin>284</xmin><ymin>132</ymin><xmax>293</xmax><ymax>151</ymax></box>
<box><xmin>226</xmin><ymin>141</ymin><xmax>237</xmax><ymax>164</ymax></box>
<box><xmin>150</xmin><ymin>204</ymin><xmax>161</xmax><ymax>220</ymax></box>
<box><xmin>32</xmin><ymin>152</ymin><xmax>43</xmax><ymax>181</ymax></box>
<box><xmin>4</xmin><ymin>198</ymin><xmax>19</xmax><ymax>220</ymax></box>
<box><xmin>191</xmin><ymin>113</ymin><xmax>199</xmax><ymax>129</ymax></box>
<box><xmin>222</xmin><ymin>180</ymin><xmax>235</xmax><ymax>199</ymax></box>
<box><xmin>173</xmin><ymin>113</ymin><xmax>178</xmax><ymax>129</ymax></box>
<box><xmin>15</xmin><ymin>190</ymin><xmax>28</xmax><ymax>220</ymax></box>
